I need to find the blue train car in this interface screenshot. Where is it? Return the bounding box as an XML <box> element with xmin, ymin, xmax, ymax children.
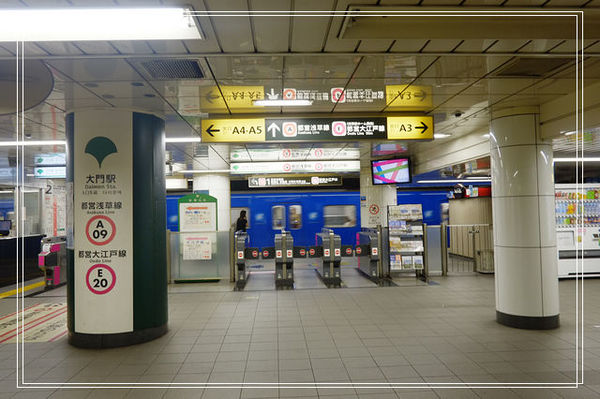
<box><xmin>166</xmin><ymin>189</ymin><xmax>449</xmax><ymax>249</ymax></box>
<box><xmin>231</xmin><ymin>191</ymin><xmax>360</xmax><ymax>248</ymax></box>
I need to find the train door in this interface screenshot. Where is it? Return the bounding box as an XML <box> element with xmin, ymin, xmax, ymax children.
<box><xmin>271</xmin><ymin>204</ymin><xmax>303</xmax><ymax>231</ymax></box>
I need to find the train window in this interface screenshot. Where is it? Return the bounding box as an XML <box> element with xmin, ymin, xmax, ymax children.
<box><xmin>231</xmin><ymin>207</ymin><xmax>250</xmax><ymax>228</ymax></box>
<box><xmin>324</xmin><ymin>205</ymin><xmax>357</xmax><ymax>227</ymax></box>
<box><xmin>289</xmin><ymin>205</ymin><xmax>302</xmax><ymax>230</ymax></box>
<box><xmin>272</xmin><ymin>206</ymin><xmax>286</xmax><ymax>230</ymax></box>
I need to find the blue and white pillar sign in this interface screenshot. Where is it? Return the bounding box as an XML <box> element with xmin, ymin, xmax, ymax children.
<box><xmin>73</xmin><ymin>110</ymin><xmax>133</xmax><ymax>334</ymax></box>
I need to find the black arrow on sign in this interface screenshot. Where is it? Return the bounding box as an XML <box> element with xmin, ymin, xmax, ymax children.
<box><xmin>415</xmin><ymin>121</ymin><xmax>428</xmax><ymax>134</ymax></box>
<box><xmin>413</xmin><ymin>90</ymin><xmax>426</xmax><ymax>102</ymax></box>
<box><xmin>205</xmin><ymin>124</ymin><xmax>220</xmax><ymax>137</ymax></box>
<box><xmin>205</xmin><ymin>91</ymin><xmax>220</xmax><ymax>104</ymax></box>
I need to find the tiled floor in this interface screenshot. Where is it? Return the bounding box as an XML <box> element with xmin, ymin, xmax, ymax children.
<box><xmin>1</xmin><ymin>275</ymin><xmax>599</xmax><ymax>398</ymax></box>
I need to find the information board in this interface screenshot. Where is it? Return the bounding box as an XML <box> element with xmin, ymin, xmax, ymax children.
<box><xmin>73</xmin><ymin>110</ymin><xmax>133</xmax><ymax>334</ymax></box>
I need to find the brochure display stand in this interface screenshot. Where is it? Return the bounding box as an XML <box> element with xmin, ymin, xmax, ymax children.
<box><xmin>555</xmin><ymin>184</ymin><xmax>600</xmax><ymax>278</ymax></box>
<box><xmin>388</xmin><ymin>204</ymin><xmax>427</xmax><ymax>282</ymax></box>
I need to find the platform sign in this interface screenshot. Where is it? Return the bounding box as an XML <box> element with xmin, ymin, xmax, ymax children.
<box><xmin>201</xmin><ymin>119</ymin><xmax>265</xmax><ymax>142</ymax></box>
<box><xmin>386</xmin><ymin>85</ymin><xmax>433</xmax><ymax>108</ymax></box>
<box><xmin>386</xmin><ymin>116</ymin><xmax>434</xmax><ymax>140</ymax></box>
<box><xmin>73</xmin><ymin>110</ymin><xmax>133</xmax><ymax>334</ymax></box>
<box><xmin>248</xmin><ymin>175</ymin><xmax>342</xmax><ymax>188</ymax></box>
<box><xmin>265</xmin><ymin>118</ymin><xmax>387</xmax><ymax>141</ymax></box>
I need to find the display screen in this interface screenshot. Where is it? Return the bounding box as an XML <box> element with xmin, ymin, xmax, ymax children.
<box><xmin>371</xmin><ymin>158</ymin><xmax>411</xmax><ymax>184</ymax></box>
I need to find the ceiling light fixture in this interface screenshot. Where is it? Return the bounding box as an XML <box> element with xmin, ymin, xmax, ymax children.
<box><xmin>0</xmin><ymin>8</ymin><xmax>201</xmax><ymax>42</ymax></box>
<box><xmin>253</xmin><ymin>100</ymin><xmax>313</xmax><ymax>107</ymax></box>
<box><xmin>165</xmin><ymin>137</ymin><xmax>201</xmax><ymax>143</ymax></box>
<box><xmin>175</xmin><ymin>170</ymin><xmax>231</xmax><ymax>174</ymax></box>
<box><xmin>434</xmin><ymin>133</ymin><xmax>451</xmax><ymax>139</ymax></box>
<box><xmin>553</xmin><ymin>157</ymin><xmax>600</xmax><ymax>162</ymax></box>
<box><xmin>417</xmin><ymin>178</ymin><xmax>491</xmax><ymax>184</ymax></box>
<box><xmin>0</xmin><ymin>140</ymin><xmax>66</xmax><ymax>146</ymax></box>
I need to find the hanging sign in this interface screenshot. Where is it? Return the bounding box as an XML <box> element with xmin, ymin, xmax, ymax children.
<box><xmin>248</xmin><ymin>175</ymin><xmax>342</xmax><ymax>188</ymax></box>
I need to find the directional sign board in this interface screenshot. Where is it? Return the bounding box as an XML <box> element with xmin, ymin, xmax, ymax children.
<box><xmin>266</xmin><ymin>118</ymin><xmax>387</xmax><ymax>141</ymax></box>
<box><xmin>386</xmin><ymin>116</ymin><xmax>433</xmax><ymax>140</ymax></box>
<box><xmin>202</xmin><ymin>117</ymin><xmax>433</xmax><ymax>143</ymax></box>
<box><xmin>201</xmin><ymin>119</ymin><xmax>265</xmax><ymax>142</ymax></box>
<box><xmin>199</xmin><ymin>86</ymin><xmax>264</xmax><ymax>110</ymax></box>
<box><xmin>385</xmin><ymin>85</ymin><xmax>433</xmax><ymax>108</ymax></box>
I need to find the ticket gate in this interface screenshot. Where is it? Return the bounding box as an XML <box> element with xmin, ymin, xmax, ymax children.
<box><xmin>315</xmin><ymin>228</ymin><xmax>342</xmax><ymax>287</ymax></box>
<box><xmin>234</xmin><ymin>232</ymin><xmax>250</xmax><ymax>290</ymax></box>
<box><xmin>274</xmin><ymin>230</ymin><xmax>294</xmax><ymax>289</ymax></box>
<box><xmin>38</xmin><ymin>236</ymin><xmax>67</xmax><ymax>289</ymax></box>
<box><xmin>356</xmin><ymin>231</ymin><xmax>381</xmax><ymax>282</ymax></box>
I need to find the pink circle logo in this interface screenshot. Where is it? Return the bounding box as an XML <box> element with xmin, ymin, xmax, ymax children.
<box><xmin>85</xmin><ymin>264</ymin><xmax>116</xmax><ymax>295</ymax></box>
<box><xmin>85</xmin><ymin>215</ymin><xmax>116</xmax><ymax>246</ymax></box>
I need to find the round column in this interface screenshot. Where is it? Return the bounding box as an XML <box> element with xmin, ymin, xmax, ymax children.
<box><xmin>66</xmin><ymin>109</ymin><xmax>168</xmax><ymax>348</ymax></box>
<box><xmin>192</xmin><ymin>144</ymin><xmax>230</xmax><ymax>231</ymax></box>
<box><xmin>490</xmin><ymin>110</ymin><xmax>559</xmax><ymax>329</ymax></box>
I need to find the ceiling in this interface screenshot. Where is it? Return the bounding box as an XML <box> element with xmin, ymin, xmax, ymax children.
<box><xmin>0</xmin><ymin>0</ymin><xmax>598</xmax><ymax>181</ymax></box>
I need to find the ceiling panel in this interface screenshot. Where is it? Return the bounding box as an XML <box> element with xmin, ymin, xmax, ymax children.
<box><xmin>204</xmin><ymin>0</ymin><xmax>254</xmax><ymax>52</ymax></box>
<box><xmin>110</xmin><ymin>41</ymin><xmax>155</xmax><ymax>55</ymax></box>
<box><xmin>421</xmin><ymin>39</ymin><xmax>463</xmax><ymax>53</ymax></box>
<box><xmin>146</xmin><ymin>40</ymin><xmax>189</xmax><ymax>54</ymax></box>
<box><xmin>462</xmin><ymin>0</ymin><xmax>505</xmax><ymax>5</ymax></box>
<box><xmin>47</xmin><ymin>59</ymin><xmax>144</xmax><ymax>82</ymax></box>
<box><xmin>207</xmin><ymin>56</ymin><xmax>283</xmax><ymax>79</ymax></box>
<box><xmin>418</xmin><ymin>56</ymin><xmax>490</xmax><ymax>79</ymax></box>
<box><xmin>250</xmin><ymin>0</ymin><xmax>292</xmax><ymax>52</ymax></box>
<box><xmin>322</xmin><ymin>0</ymin><xmax>376</xmax><ymax>52</ymax></box>
<box><xmin>389</xmin><ymin>39</ymin><xmax>429</xmax><ymax>53</ymax></box>
<box><xmin>518</xmin><ymin>39</ymin><xmax>566</xmax><ymax>53</ymax></box>
<box><xmin>23</xmin><ymin>43</ymin><xmax>49</xmax><ymax>56</ymax></box>
<box><xmin>454</xmin><ymin>40</ymin><xmax>497</xmax><ymax>53</ymax></box>
<box><xmin>72</xmin><ymin>41</ymin><xmax>118</xmax><ymax>55</ymax></box>
<box><xmin>546</xmin><ymin>0</ymin><xmax>589</xmax><ymax>5</ymax></box>
<box><xmin>284</xmin><ymin>55</ymin><xmax>360</xmax><ymax>79</ymax></box>
<box><xmin>358</xmin><ymin>40</ymin><xmax>395</xmax><ymax>53</ymax></box>
<box><xmin>549</xmin><ymin>39</ymin><xmax>598</xmax><ymax>54</ymax></box>
<box><xmin>290</xmin><ymin>1</ymin><xmax>335</xmax><ymax>52</ymax></box>
<box><xmin>486</xmin><ymin>39</ymin><xmax>532</xmax><ymax>53</ymax></box>
<box><xmin>170</xmin><ymin>0</ymin><xmax>223</xmax><ymax>54</ymax></box>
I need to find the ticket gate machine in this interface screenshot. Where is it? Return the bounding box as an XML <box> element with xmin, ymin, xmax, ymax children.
<box><xmin>38</xmin><ymin>236</ymin><xmax>67</xmax><ymax>288</ymax></box>
<box><xmin>274</xmin><ymin>230</ymin><xmax>294</xmax><ymax>289</ymax></box>
<box><xmin>234</xmin><ymin>232</ymin><xmax>250</xmax><ymax>290</ymax></box>
<box><xmin>356</xmin><ymin>230</ymin><xmax>380</xmax><ymax>282</ymax></box>
<box><xmin>315</xmin><ymin>228</ymin><xmax>342</xmax><ymax>287</ymax></box>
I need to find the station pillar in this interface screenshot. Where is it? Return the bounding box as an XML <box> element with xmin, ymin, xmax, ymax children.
<box><xmin>359</xmin><ymin>150</ymin><xmax>396</xmax><ymax>228</ymax></box>
<box><xmin>66</xmin><ymin>109</ymin><xmax>168</xmax><ymax>348</ymax></box>
<box><xmin>490</xmin><ymin>109</ymin><xmax>559</xmax><ymax>329</ymax></box>
<box><xmin>192</xmin><ymin>144</ymin><xmax>231</xmax><ymax>231</ymax></box>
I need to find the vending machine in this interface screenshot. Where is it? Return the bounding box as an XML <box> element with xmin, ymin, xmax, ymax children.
<box><xmin>555</xmin><ymin>184</ymin><xmax>600</xmax><ymax>278</ymax></box>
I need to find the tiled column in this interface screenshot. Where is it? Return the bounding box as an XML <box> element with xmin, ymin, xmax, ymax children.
<box><xmin>490</xmin><ymin>110</ymin><xmax>559</xmax><ymax>329</ymax></box>
<box><xmin>192</xmin><ymin>144</ymin><xmax>230</xmax><ymax>231</ymax></box>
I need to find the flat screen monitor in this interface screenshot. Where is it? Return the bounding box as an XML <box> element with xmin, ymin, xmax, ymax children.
<box><xmin>0</xmin><ymin>220</ymin><xmax>11</xmax><ymax>235</ymax></box>
<box><xmin>371</xmin><ymin>158</ymin><xmax>411</xmax><ymax>185</ymax></box>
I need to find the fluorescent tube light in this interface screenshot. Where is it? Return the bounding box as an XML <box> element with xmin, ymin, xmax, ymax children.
<box><xmin>417</xmin><ymin>179</ymin><xmax>491</xmax><ymax>184</ymax></box>
<box><xmin>0</xmin><ymin>140</ymin><xmax>65</xmax><ymax>146</ymax></box>
<box><xmin>553</xmin><ymin>157</ymin><xmax>600</xmax><ymax>162</ymax></box>
<box><xmin>0</xmin><ymin>8</ymin><xmax>201</xmax><ymax>42</ymax></box>
<box><xmin>165</xmin><ymin>137</ymin><xmax>201</xmax><ymax>143</ymax></box>
<box><xmin>434</xmin><ymin>133</ymin><xmax>451</xmax><ymax>139</ymax></box>
<box><xmin>175</xmin><ymin>170</ymin><xmax>231</xmax><ymax>174</ymax></box>
<box><xmin>253</xmin><ymin>100</ymin><xmax>313</xmax><ymax>107</ymax></box>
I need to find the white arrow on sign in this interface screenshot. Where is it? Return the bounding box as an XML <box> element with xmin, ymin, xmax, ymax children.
<box><xmin>266</xmin><ymin>88</ymin><xmax>279</xmax><ymax>100</ymax></box>
<box><xmin>267</xmin><ymin>122</ymin><xmax>281</xmax><ymax>138</ymax></box>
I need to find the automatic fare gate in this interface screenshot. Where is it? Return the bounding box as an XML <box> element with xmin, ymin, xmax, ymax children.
<box><xmin>315</xmin><ymin>228</ymin><xmax>342</xmax><ymax>287</ymax></box>
<box><xmin>356</xmin><ymin>230</ymin><xmax>381</xmax><ymax>283</ymax></box>
<box><xmin>274</xmin><ymin>230</ymin><xmax>294</xmax><ymax>289</ymax></box>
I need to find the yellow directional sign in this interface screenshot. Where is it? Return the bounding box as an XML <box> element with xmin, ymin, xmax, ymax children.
<box><xmin>385</xmin><ymin>85</ymin><xmax>433</xmax><ymax>109</ymax></box>
<box><xmin>386</xmin><ymin>116</ymin><xmax>434</xmax><ymax>140</ymax></box>
<box><xmin>201</xmin><ymin>119</ymin><xmax>266</xmax><ymax>143</ymax></box>
<box><xmin>199</xmin><ymin>86</ymin><xmax>265</xmax><ymax>110</ymax></box>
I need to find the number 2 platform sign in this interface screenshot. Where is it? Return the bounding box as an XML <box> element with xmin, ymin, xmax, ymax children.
<box><xmin>73</xmin><ymin>110</ymin><xmax>134</xmax><ymax>334</ymax></box>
